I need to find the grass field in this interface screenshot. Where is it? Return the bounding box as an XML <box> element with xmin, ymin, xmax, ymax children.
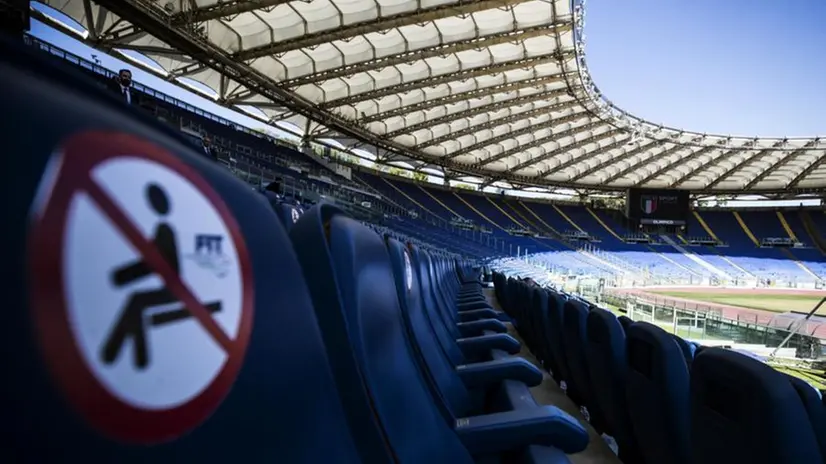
<box><xmin>647</xmin><ymin>290</ymin><xmax>826</xmax><ymax>314</ymax></box>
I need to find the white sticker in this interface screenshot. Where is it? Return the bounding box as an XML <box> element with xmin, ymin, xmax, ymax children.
<box><xmin>63</xmin><ymin>157</ymin><xmax>245</xmax><ymax>409</ymax></box>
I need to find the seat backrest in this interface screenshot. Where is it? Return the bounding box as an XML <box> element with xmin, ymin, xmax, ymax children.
<box><xmin>290</xmin><ymin>205</ymin><xmax>473</xmax><ymax>463</ymax></box>
<box><xmin>3</xmin><ymin>38</ymin><xmax>362</xmax><ymax>462</ymax></box>
<box><xmin>624</xmin><ymin>322</ymin><xmax>690</xmax><ymax>464</ymax></box>
<box><xmin>785</xmin><ymin>375</ymin><xmax>826</xmax><ymax>463</ymax></box>
<box><xmin>544</xmin><ymin>291</ymin><xmax>570</xmax><ymax>387</ymax></box>
<box><xmin>585</xmin><ymin>308</ymin><xmax>640</xmax><ymax>460</ymax></box>
<box><xmin>385</xmin><ymin>238</ymin><xmax>470</xmax><ymax>421</ymax></box>
<box><xmin>617</xmin><ymin>315</ymin><xmax>634</xmax><ymax>331</ymax></box>
<box><xmin>691</xmin><ymin>347</ymin><xmax>824</xmax><ymax>464</ymax></box>
<box><xmin>671</xmin><ymin>334</ymin><xmax>696</xmax><ymax>367</ymax></box>
<box><xmin>561</xmin><ymin>300</ymin><xmax>606</xmax><ymax>431</ymax></box>
<box><xmin>531</xmin><ymin>288</ymin><xmax>556</xmax><ymax>373</ymax></box>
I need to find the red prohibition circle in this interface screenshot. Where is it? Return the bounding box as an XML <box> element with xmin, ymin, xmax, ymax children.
<box><xmin>28</xmin><ymin>131</ymin><xmax>255</xmax><ymax>444</ymax></box>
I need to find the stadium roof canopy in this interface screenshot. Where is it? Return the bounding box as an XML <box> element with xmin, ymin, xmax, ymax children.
<box><xmin>39</xmin><ymin>0</ymin><xmax>826</xmax><ymax>194</ymax></box>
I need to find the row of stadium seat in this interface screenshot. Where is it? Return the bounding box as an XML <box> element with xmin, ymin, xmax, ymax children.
<box><xmin>494</xmin><ymin>273</ymin><xmax>826</xmax><ymax>464</ymax></box>
<box><xmin>4</xmin><ymin>37</ymin><xmax>591</xmax><ymax>462</ymax></box>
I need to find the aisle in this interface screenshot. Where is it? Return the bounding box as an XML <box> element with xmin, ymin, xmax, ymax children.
<box><xmin>484</xmin><ymin>289</ymin><xmax>621</xmax><ymax>464</ymax></box>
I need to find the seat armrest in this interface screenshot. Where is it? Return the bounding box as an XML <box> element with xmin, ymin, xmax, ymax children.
<box><xmin>458</xmin><ymin>308</ymin><xmax>499</xmax><ymax>322</ymax></box>
<box><xmin>456</xmin><ymin>357</ymin><xmax>542</xmax><ymax>388</ymax></box>
<box><xmin>454</xmin><ymin>406</ymin><xmax>589</xmax><ymax>455</ymax></box>
<box><xmin>457</xmin><ymin>319</ymin><xmax>507</xmax><ymax>337</ymax></box>
<box><xmin>456</xmin><ymin>333</ymin><xmax>521</xmax><ymax>357</ymax></box>
<box><xmin>457</xmin><ymin>300</ymin><xmax>492</xmax><ymax>311</ymax></box>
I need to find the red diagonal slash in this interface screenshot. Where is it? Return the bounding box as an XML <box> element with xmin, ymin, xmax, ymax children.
<box><xmin>84</xmin><ymin>177</ymin><xmax>234</xmax><ymax>353</ymax></box>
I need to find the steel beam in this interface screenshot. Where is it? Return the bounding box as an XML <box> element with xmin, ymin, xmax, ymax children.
<box><xmin>702</xmin><ymin>141</ymin><xmax>783</xmax><ymax>190</ymax></box>
<box><xmin>474</xmin><ymin>120</ymin><xmax>603</xmax><ymax>167</ymax></box>
<box><xmin>551</xmin><ymin>135</ymin><xmax>633</xmax><ymax>173</ymax></box>
<box><xmin>383</xmin><ymin>96</ymin><xmax>579</xmax><ymax>138</ymax></box>
<box><xmin>600</xmin><ymin>138</ymin><xmax>701</xmax><ymax>185</ymax></box>
<box><xmin>234</xmin><ymin>0</ymin><xmax>536</xmax><ymax>60</ymax></box>
<box><xmin>567</xmin><ymin>138</ymin><xmax>663</xmax><ymax>183</ymax></box>
<box><xmin>321</xmin><ymin>53</ymin><xmax>563</xmax><ymax>108</ymax></box>
<box><xmin>280</xmin><ymin>24</ymin><xmax>573</xmax><ymax>88</ymax></box>
<box><xmin>786</xmin><ymin>145</ymin><xmax>826</xmax><ymax>190</ymax></box>
<box><xmin>743</xmin><ymin>140</ymin><xmax>819</xmax><ymax>190</ymax></box>
<box><xmin>419</xmin><ymin>106</ymin><xmax>587</xmax><ymax>149</ymax></box>
<box><xmin>444</xmin><ymin>111</ymin><xmax>595</xmax><ymax>160</ymax></box>
<box><xmin>634</xmin><ymin>144</ymin><xmax>721</xmax><ymax>187</ymax></box>
<box><xmin>360</xmin><ymin>75</ymin><xmax>572</xmax><ymax>124</ymax></box>
<box><xmin>171</xmin><ymin>0</ymin><xmax>292</xmax><ymax>24</ymax></box>
<box><xmin>503</xmin><ymin>129</ymin><xmax>624</xmax><ymax>172</ymax></box>
<box><xmin>668</xmin><ymin>147</ymin><xmax>734</xmax><ymax>188</ymax></box>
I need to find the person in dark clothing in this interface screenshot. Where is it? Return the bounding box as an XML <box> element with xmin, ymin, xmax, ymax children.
<box><xmin>201</xmin><ymin>134</ymin><xmax>216</xmax><ymax>160</ymax></box>
<box><xmin>106</xmin><ymin>68</ymin><xmax>134</xmax><ymax>105</ymax></box>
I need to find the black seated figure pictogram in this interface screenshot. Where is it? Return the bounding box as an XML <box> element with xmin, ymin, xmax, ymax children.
<box><xmin>101</xmin><ymin>183</ymin><xmax>221</xmax><ymax>370</ymax></box>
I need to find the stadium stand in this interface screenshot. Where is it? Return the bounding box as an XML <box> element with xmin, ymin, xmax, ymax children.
<box><xmin>9</xmin><ymin>1</ymin><xmax>826</xmax><ymax>463</ymax></box>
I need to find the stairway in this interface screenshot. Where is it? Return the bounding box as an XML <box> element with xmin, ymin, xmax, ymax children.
<box><xmin>780</xmin><ymin>249</ymin><xmax>821</xmax><ymax>281</ymax></box>
<box><xmin>660</xmin><ymin>235</ymin><xmax>730</xmax><ymax>279</ymax></box>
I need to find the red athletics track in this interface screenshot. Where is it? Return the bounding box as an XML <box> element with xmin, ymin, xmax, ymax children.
<box><xmin>611</xmin><ymin>286</ymin><xmax>826</xmax><ymax>339</ymax></box>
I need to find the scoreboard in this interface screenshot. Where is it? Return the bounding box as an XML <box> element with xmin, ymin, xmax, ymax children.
<box><xmin>626</xmin><ymin>188</ymin><xmax>690</xmax><ymax>226</ymax></box>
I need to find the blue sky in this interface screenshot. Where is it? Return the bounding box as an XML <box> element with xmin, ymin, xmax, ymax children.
<box><xmin>31</xmin><ymin>0</ymin><xmax>826</xmax><ymax>140</ymax></box>
<box><xmin>585</xmin><ymin>0</ymin><xmax>826</xmax><ymax>137</ymax></box>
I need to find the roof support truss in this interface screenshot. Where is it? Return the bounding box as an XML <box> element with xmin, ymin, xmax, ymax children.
<box><xmin>702</xmin><ymin>141</ymin><xmax>783</xmax><ymax>190</ymax></box>
<box><xmin>634</xmin><ymin>143</ymin><xmax>722</xmax><ymax>187</ymax></box>
<box><xmin>743</xmin><ymin>140</ymin><xmax>820</xmax><ymax>190</ymax></box>
<box><xmin>171</xmin><ymin>0</ymin><xmax>292</xmax><ymax>25</ymax></box>
<box><xmin>361</xmin><ymin>75</ymin><xmax>572</xmax><ymax>124</ymax></box>
<box><xmin>280</xmin><ymin>23</ymin><xmax>573</xmax><ymax>88</ymax></box>
<box><xmin>234</xmin><ymin>0</ymin><xmax>539</xmax><ymax>60</ymax></box>
<box><xmin>668</xmin><ymin>147</ymin><xmax>734</xmax><ymax>188</ymax></box>
<box><xmin>321</xmin><ymin>53</ymin><xmax>563</xmax><ymax>108</ymax></box>
<box><xmin>445</xmin><ymin>110</ymin><xmax>593</xmax><ymax>160</ymax></box>
<box><xmin>476</xmin><ymin>120</ymin><xmax>604</xmax><ymax>167</ymax></box>
<box><xmin>786</xmin><ymin>143</ymin><xmax>826</xmax><ymax>190</ymax></box>
<box><xmin>551</xmin><ymin>135</ymin><xmax>633</xmax><ymax>174</ymax></box>
<box><xmin>601</xmin><ymin>137</ymin><xmax>702</xmax><ymax>185</ymax></box>
<box><xmin>384</xmin><ymin>95</ymin><xmax>579</xmax><ymax>138</ymax></box>
<box><xmin>505</xmin><ymin>129</ymin><xmax>624</xmax><ymax>173</ymax></box>
<box><xmin>420</xmin><ymin>106</ymin><xmax>587</xmax><ymax>149</ymax></box>
<box><xmin>567</xmin><ymin>138</ymin><xmax>664</xmax><ymax>182</ymax></box>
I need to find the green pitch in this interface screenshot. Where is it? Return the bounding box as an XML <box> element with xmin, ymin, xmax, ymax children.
<box><xmin>647</xmin><ymin>290</ymin><xmax>826</xmax><ymax>314</ymax></box>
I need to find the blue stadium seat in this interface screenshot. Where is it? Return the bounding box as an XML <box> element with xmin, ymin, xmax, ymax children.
<box><xmin>585</xmin><ymin>308</ymin><xmax>642</xmax><ymax>462</ymax></box>
<box><xmin>785</xmin><ymin>375</ymin><xmax>826</xmax><ymax>462</ymax></box>
<box><xmin>560</xmin><ymin>299</ymin><xmax>608</xmax><ymax>432</ymax></box>
<box><xmin>545</xmin><ymin>290</ymin><xmax>573</xmax><ymax>391</ymax></box>
<box><xmin>531</xmin><ymin>287</ymin><xmax>557</xmax><ymax>375</ymax></box>
<box><xmin>691</xmin><ymin>347</ymin><xmax>825</xmax><ymax>464</ymax></box>
<box><xmin>290</xmin><ymin>204</ymin><xmax>586</xmax><ymax>462</ymax></box>
<box><xmin>386</xmin><ymin>238</ymin><xmax>581</xmax><ymax>433</ymax></box>
<box><xmin>625</xmin><ymin>322</ymin><xmax>691</xmax><ymax>464</ymax></box>
<box><xmin>413</xmin><ymin>247</ymin><xmax>519</xmax><ymax>363</ymax></box>
<box><xmin>617</xmin><ymin>315</ymin><xmax>634</xmax><ymax>331</ymax></box>
<box><xmin>0</xmin><ymin>39</ymin><xmax>369</xmax><ymax>462</ymax></box>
